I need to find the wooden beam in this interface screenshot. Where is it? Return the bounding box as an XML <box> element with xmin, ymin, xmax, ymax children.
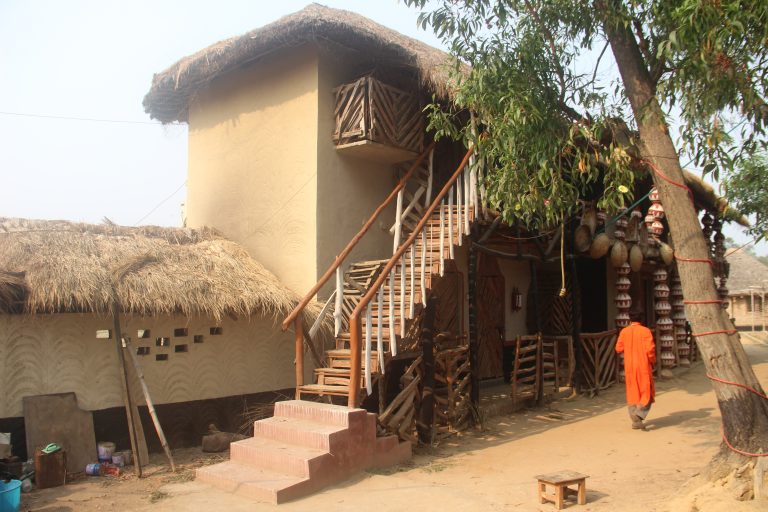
<box><xmin>417</xmin><ymin>295</ymin><xmax>438</xmax><ymax>444</ymax></box>
<box><xmin>111</xmin><ymin>301</ymin><xmax>143</xmax><ymax>477</ymax></box>
<box><xmin>124</xmin><ymin>339</ymin><xmax>176</xmax><ymax>472</ymax></box>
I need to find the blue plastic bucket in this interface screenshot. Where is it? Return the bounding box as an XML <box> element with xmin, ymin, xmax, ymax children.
<box><xmin>0</xmin><ymin>479</ymin><xmax>21</xmax><ymax>512</ymax></box>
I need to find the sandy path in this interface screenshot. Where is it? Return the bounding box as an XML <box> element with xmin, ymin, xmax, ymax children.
<box><xmin>23</xmin><ymin>340</ymin><xmax>768</xmax><ymax>512</ymax></box>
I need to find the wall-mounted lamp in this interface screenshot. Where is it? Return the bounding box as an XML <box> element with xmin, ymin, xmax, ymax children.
<box><xmin>511</xmin><ymin>286</ymin><xmax>523</xmax><ymax>312</ymax></box>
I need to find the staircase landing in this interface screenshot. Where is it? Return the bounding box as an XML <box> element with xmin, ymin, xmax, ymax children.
<box><xmin>197</xmin><ymin>400</ymin><xmax>412</xmax><ymax>504</ymax></box>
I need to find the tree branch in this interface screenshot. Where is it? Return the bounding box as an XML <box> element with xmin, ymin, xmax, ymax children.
<box><xmin>523</xmin><ymin>0</ymin><xmax>568</xmax><ymax>105</ymax></box>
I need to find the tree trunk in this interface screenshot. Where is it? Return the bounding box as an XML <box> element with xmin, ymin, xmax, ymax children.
<box><xmin>603</xmin><ymin>14</ymin><xmax>768</xmax><ymax>456</ymax></box>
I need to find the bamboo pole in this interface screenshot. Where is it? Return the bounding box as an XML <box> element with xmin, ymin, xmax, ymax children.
<box><xmin>112</xmin><ymin>305</ymin><xmax>143</xmax><ymax>478</ymax></box>
<box><xmin>377</xmin><ymin>285</ymin><xmax>385</xmax><ymax>373</ymax></box>
<box><xmin>393</xmin><ymin>188</ymin><xmax>404</xmax><ymax>254</ymax></box>
<box><xmin>365</xmin><ymin>306</ymin><xmax>373</xmax><ymax>394</ymax></box>
<box><xmin>439</xmin><ymin>199</ymin><xmax>445</xmax><ymax>276</ymax></box>
<box><xmin>295</xmin><ymin>316</ymin><xmax>304</xmax><ymax>391</ymax></box>
<box><xmin>334</xmin><ymin>267</ymin><xmax>343</xmax><ymax>336</ymax></box>
<box><xmin>124</xmin><ymin>339</ymin><xmax>176</xmax><ymax>472</ymax></box>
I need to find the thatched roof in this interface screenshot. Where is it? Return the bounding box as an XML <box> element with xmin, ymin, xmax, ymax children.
<box><xmin>0</xmin><ymin>218</ymin><xmax>318</xmax><ymax>323</ymax></box>
<box><xmin>725</xmin><ymin>248</ymin><xmax>768</xmax><ymax>295</ymax></box>
<box><xmin>682</xmin><ymin>170</ymin><xmax>748</xmax><ymax>226</ymax></box>
<box><xmin>143</xmin><ymin>3</ymin><xmax>454</xmax><ymax>124</ymax></box>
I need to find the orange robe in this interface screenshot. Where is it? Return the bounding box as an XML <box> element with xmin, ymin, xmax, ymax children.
<box><xmin>615</xmin><ymin>322</ymin><xmax>656</xmax><ymax>407</ymax></box>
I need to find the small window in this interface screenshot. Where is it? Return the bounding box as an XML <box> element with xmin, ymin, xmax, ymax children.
<box><xmin>210</xmin><ymin>327</ymin><xmax>223</xmax><ymax>335</ymax></box>
<box><xmin>174</xmin><ymin>344</ymin><xmax>188</xmax><ymax>353</ymax></box>
<box><xmin>156</xmin><ymin>337</ymin><xmax>171</xmax><ymax>347</ymax></box>
<box><xmin>193</xmin><ymin>335</ymin><xmax>204</xmax><ymax>343</ymax></box>
<box><xmin>155</xmin><ymin>354</ymin><xmax>168</xmax><ymax>361</ymax></box>
<box><xmin>136</xmin><ymin>347</ymin><xmax>150</xmax><ymax>356</ymax></box>
<box><xmin>174</xmin><ymin>328</ymin><xmax>188</xmax><ymax>337</ymax></box>
<box><xmin>137</xmin><ymin>329</ymin><xmax>151</xmax><ymax>339</ymax></box>
<box><xmin>96</xmin><ymin>330</ymin><xmax>111</xmax><ymax>339</ymax></box>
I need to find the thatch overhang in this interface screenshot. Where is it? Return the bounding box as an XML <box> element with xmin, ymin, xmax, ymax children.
<box><xmin>143</xmin><ymin>3</ymin><xmax>455</xmax><ymax>124</ymax></box>
<box><xmin>0</xmin><ymin>218</ymin><xmax>320</xmax><ymax>324</ymax></box>
<box><xmin>682</xmin><ymin>170</ymin><xmax>748</xmax><ymax>226</ymax></box>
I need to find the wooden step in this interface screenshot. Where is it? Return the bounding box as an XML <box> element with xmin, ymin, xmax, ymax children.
<box><xmin>296</xmin><ymin>384</ymin><xmax>353</xmax><ymax>398</ymax></box>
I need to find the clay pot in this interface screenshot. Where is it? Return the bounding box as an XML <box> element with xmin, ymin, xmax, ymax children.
<box><xmin>649</xmin><ymin>202</ymin><xmax>665</xmax><ymax>219</ymax></box>
<box><xmin>616</xmin><ymin>262</ymin><xmax>631</xmax><ymax>276</ymax></box>
<box><xmin>654</xmin><ymin>283</ymin><xmax>670</xmax><ymax>299</ymax></box>
<box><xmin>615</xmin><ymin>292</ymin><xmax>632</xmax><ymax>309</ymax></box>
<box><xmin>654</xmin><ymin>268</ymin><xmax>668</xmax><ymax>282</ymax></box>
<box><xmin>590</xmin><ymin>233</ymin><xmax>611</xmax><ymax>259</ymax></box>
<box><xmin>659</xmin><ymin>242</ymin><xmax>674</xmax><ymax>265</ymax></box>
<box><xmin>629</xmin><ymin>245</ymin><xmax>643</xmax><ymax>272</ymax></box>
<box><xmin>616</xmin><ymin>276</ymin><xmax>631</xmax><ymax>292</ymax></box>
<box><xmin>610</xmin><ymin>240</ymin><xmax>628</xmax><ymax>267</ymax></box>
<box><xmin>650</xmin><ymin>219</ymin><xmax>665</xmax><ymax>237</ymax></box>
<box><xmin>574</xmin><ymin>224</ymin><xmax>592</xmax><ymax>253</ymax></box>
<box><xmin>649</xmin><ymin>187</ymin><xmax>660</xmax><ymax>202</ymax></box>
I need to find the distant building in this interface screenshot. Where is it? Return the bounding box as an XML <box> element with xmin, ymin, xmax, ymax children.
<box><xmin>725</xmin><ymin>248</ymin><xmax>768</xmax><ymax>330</ymax></box>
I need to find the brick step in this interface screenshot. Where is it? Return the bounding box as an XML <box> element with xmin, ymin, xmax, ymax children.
<box><xmin>253</xmin><ymin>416</ymin><xmax>347</xmax><ymax>452</ymax></box>
<box><xmin>273</xmin><ymin>400</ymin><xmax>367</xmax><ymax>426</ymax></box>
<box><xmin>196</xmin><ymin>460</ymin><xmax>309</xmax><ymax>505</ymax></box>
<box><xmin>230</xmin><ymin>436</ymin><xmax>329</xmax><ymax>478</ymax></box>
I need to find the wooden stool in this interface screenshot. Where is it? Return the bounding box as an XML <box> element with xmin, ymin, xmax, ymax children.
<box><xmin>535</xmin><ymin>470</ymin><xmax>588</xmax><ymax>509</ymax></box>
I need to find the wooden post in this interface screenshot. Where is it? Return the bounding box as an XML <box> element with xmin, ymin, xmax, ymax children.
<box><xmin>417</xmin><ymin>295</ymin><xmax>438</xmax><ymax>444</ymax></box>
<box><xmin>530</xmin><ymin>260</ymin><xmax>544</xmax><ymax>404</ymax></box>
<box><xmin>112</xmin><ymin>304</ymin><xmax>143</xmax><ymax>477</ymax></box>
<box><xmin>348</xmin><ymin>316</ymin><xmax>362</xmax><ymax>407</ymax></box>
<box><xmin>124</xmin><ymin>339</ymin><xmax>176</xmax><ymax>472</ymax></box>
<box><xmin>469</xmin><ymin>237</ymin><xmax>480</xmax><ymax>407</ymax></box>
<box><xmin>570</xmin><ymin>255</ymin><xmax>583</xmax><ymax>392</ymax></box>
<box><xmin>295</xmin><ymin>316</ymin><xmax>304</xmax><ymax>392</ymax></box>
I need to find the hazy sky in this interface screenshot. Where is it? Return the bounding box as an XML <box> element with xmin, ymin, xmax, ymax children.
<box><xmin>0</xmin><ymin>0</ymin><xmax>763</xmax><ymax>253</ymax></box>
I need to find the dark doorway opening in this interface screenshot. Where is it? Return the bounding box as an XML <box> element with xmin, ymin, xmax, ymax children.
<box><xmin>576</xmin><ymin>258</ymin><xmax>608</xmax><ymax>332</ymax></box>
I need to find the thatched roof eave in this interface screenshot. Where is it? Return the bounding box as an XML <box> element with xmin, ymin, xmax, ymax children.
<box><xmin>143</xmin><ymin>3</ymin><xmax>455</xmax><ymax>124</ymax></box>
<box><xmin>0</xmin><ymin>218</ymin><xmax>321</xmax><ymax>326</ymax></box>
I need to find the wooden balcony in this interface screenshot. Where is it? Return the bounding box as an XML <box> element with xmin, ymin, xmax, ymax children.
<box><xmin>333</xmin><ymin>76</ymin><xmax>424</xmax><ymax>164</ymax></box>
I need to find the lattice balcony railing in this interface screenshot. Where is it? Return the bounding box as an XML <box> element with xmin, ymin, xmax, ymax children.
<box><xmin>332</xmin><ymin>76</ymin><xmax>424</xmax><ymax>154</ymax></box>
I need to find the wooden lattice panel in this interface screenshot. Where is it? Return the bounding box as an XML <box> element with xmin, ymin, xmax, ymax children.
<box><xmin>434</xmin><ymin>345</ymin><xmax>472</xmax><ymax>435</ymax></box>
<box><xmin>378</xmin><ymin>356</ymin><xmax>421</xmax><ymax>443</ymax></box>
<box><xmin>579</xmin><ymin>330</ymin><xmax>618</xmax><ymax>393</ymax></box>
<box><xmin>540</xmin><ymin>335</ymin><xmax>560</xmax><ymax>395</ymax></box>
<box><xmin>511</xmin><ymin>334</ymin><xmax>540</xmax><ymax>406</ymax></box>
<box><xmin>333</xmin><ymin>76</ymin><xmax>423</xmax><ymax>153</ymax></box>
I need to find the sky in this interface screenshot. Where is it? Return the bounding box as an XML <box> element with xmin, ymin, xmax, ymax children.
<box><xmin>0</xmin><ymin>0</ymin><xmax>763</xmax><ymax>254</ymax></box>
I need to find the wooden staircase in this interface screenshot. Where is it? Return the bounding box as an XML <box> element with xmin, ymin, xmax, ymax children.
<box><xmin>297</xmin><ymin>202</ymin><xmax>474</xmax><ymax>402</ymax></box>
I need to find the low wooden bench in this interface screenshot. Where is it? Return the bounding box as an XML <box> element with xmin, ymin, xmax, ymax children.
<box><xmin>535</xmin><ymin>470</ymin><xmax>588</xmax><ymax>509</ymax></box>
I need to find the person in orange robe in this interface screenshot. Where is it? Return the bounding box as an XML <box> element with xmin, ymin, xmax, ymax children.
<box><xmin>616</xmin><ymin>310</ymin><xmax>656</xmax><ymax>430</ymax></box>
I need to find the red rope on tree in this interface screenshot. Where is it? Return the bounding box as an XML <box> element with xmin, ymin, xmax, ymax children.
<box><xmin>721</xmin><ymin>428</ymin><xmax>768</xmax><ymax>457</ymax></box>
<box><xmin>675</xmin><ymin>254</ymin><xmax>714</xmax><ymax>265</ymax></box>
<box><xmin>691</xmin><ymin>329</ymin><xmax>738</xmax><ymax>337</ymax></box>
<box><xmin>706</xmin><ymin>374</ymin><xmax>768</xmax><ymax>399</ymax></box>
<box><xmin>705</xmin><ymin>374</ymin><xmax>768</xmax><ymax>457</ymax></box>
<box><xmin>644</xmin><ymin>160</ymin><xmax>695</xmax><ymax>201</ymax></box>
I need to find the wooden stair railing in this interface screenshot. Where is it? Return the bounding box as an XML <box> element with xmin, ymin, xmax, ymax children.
<box><xmin>347</xmin><ymin>148</ymin><xmax>475</xmax><ymax>407</ymax></box>
<box><xmin>281</xmin><ymin>143</ymin><xmax>436</xmax><ymax>388</ymax></box>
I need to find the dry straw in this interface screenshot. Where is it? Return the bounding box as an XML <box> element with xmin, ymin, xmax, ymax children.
<box><xmin>0</xmin><ymin>217</ymin><xmax>322</xmax><ymax>325</ymax></box>
<box><xmin>143</xmin><ymin>3</ymin><xmax>456</xmax><ymax>123</ymax></box>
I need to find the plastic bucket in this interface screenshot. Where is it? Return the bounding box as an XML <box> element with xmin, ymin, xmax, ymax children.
<box><xmin>97</xmin><ymin>442</ymin><xmax>115</xmax><ymax>463</ymax></box>
<box><xmin>0</xmin><ymin>479</ymin><xmax>21</xmax><ymax>512</ymax></box>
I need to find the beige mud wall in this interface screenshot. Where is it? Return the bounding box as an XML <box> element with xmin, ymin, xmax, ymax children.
<box><xmin>0</xmin><ymin>314</ymin><xmax>295</xmax><ymax>418</ymax></box>
<box><xmin>315</xmin><ymin>55</ymin><xmax>398</xmax><ymax>297</ymax></box>
<box><xmin>186</xmin><ymin>46</ymin><xmax>319</xmax><ymax>293</ymax></box>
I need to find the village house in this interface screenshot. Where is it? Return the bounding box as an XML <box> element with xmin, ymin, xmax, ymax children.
<box><xmin>725</xmin><ymin>248</ymin><xmax>768</xmax><ymax>331</ymax></box>
<box><xmin>0</xmin><ymin>3</ymin><xmax>745</xmax><ymax>504</ymax></box>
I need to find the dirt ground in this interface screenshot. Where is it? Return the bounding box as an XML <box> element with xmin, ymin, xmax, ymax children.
<box><xmin>20</xmin><ymin>338</ymin><xmax>768</xmax><ymax>512</ymax></box>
